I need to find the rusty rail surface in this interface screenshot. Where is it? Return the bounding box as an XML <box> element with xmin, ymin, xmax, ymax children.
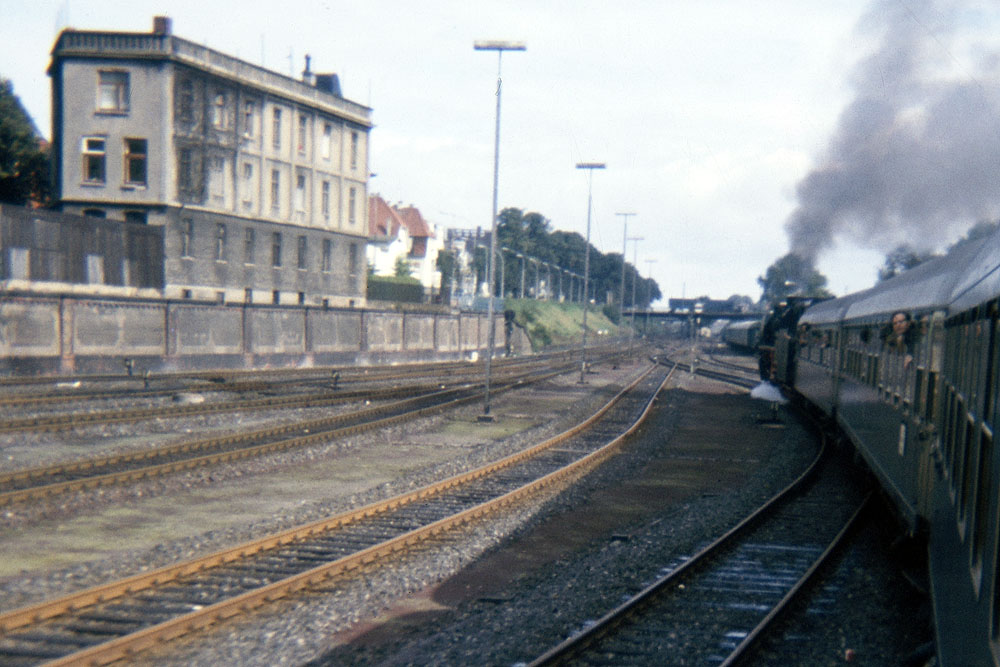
<box><xmin>0</xmin><ymin>356</ymin><xmax>567</xmax><ymax>433</ymax></box>
<box><xmin>0</xmin><ymin>364</ymin><xmax>577</xmax><ymax>508</ymax></box>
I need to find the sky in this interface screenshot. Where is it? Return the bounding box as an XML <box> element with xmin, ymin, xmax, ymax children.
<box><xmin>3</xmin><ymin>0</ymin><xmax>1000</xmax><ymax>303</ymax></box>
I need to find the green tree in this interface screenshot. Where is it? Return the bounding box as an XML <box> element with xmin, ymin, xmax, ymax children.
<box><xmin>472</xmin><ymin>245</ymin><xmax>487</xmax><ymax>294</ymax></box>
<box><xmin>0</xmin><ymin>78</ymin><xmax>50</xmax><ymax>205</ymax></box>
<box><xmin>393</xmin><ymin>256</ymin><xmax>412</xmax><ymax>278</ymax></box>
<box><xmin>726</xmin><ymin>294</ymin><xmax>755</xmax><ymax>312</ymax></box>
<box><xmin>436</xmin><ymin>249</ymin><xmax>457</xmax><ymax>294</ymax></box>
<box><xmin>490</xmin><ymin>206</ymin><xmax>662</xmax><ymax>305</ymax></box>
<box><xmin>758</xmin><ymin>253</ymin><xmax>832</xmax><ymax>305</ymax></box>
<box><xmin>877</xmin><ymin>244</ymin><xmax>933</xmax><ymax>282</ymax></box>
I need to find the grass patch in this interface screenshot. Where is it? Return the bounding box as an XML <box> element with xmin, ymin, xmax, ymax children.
<box><xmin>505</xmin><ymin>299</ymin><xmax>627</xmax><ymax>350</ymax></box>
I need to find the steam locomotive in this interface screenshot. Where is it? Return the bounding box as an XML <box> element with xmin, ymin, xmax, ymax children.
<box><xmin>761</xmin><ymin>227</ymin><xmax>999</xmax><ymax>666</ymax></box>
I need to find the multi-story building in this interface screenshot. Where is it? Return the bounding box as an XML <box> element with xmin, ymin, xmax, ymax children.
<box><xmin>47</xmin><ymin>16</ymin><xmax>372</xmax><ymax>306</ymax></box>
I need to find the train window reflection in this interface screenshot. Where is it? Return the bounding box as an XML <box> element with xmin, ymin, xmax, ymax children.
<box><xmin>971</xmin><ymin>429</ymin><xmax>992</xmax><ymax>577</ymax></box>
<box><xmin>958</xmin><ymin>416</ymin><xmax>975</xmax><ymax>526</ymax></box>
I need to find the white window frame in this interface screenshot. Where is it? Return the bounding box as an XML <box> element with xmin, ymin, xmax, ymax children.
<box><xmin>297</xmin><ymin>113</ymin><xmax>308</xmax><ymax>154</ymax></box>
<box><xmin>294</xmin><ymin>173</ymin><xmax>307</xmax><ymax>213</ymax></box>
<box><xmin>211</xmin><ymin>91</ymin><xmax>228</xmax><ymax>130</ymax></box>
<box><xmin>97</xmin><ymin>70</ymin><xmax>129</xmax><ymax>113</ymax></box>
<box><xmin>321</xmin><ymin>123</ymin><xmax>332</xmax><ymax>160</ymax></box>
<box><xmin>272</xmin><ymin>108</ymin><xmax>282</xmax><ymax>150</ymax></box>
<box><xmin>243</xmin><ymin>100</ymin><xmax>255</xmax><ymax>137</ymax></box>
<box><xmin>321</xmin><ymin>180</ymin><xmax>330</xmax><ymax>218</ymax></box>
<box><xmin>208</xmin><ymin>156</ymin><xmax>227</xmax><ymax>205</ymax></box>
<box><xmin>241</xmin><ymin>162</ymin><xmax>254</xmax><ymax>210</ymax></box>
<box><xmin>270</xmin><ymin>169</ymin><xmax>280</xmax><ymax>213</ymax></box>
<box><xmin>82</xmin><ymin>136</ymin><xmax>106</xmax><ymax>184</ymax></box>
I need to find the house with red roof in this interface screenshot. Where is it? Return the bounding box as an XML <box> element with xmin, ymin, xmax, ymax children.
<box><xmin>367</xmin><ymin>194</ymin><xmax>444</xmax><ymax>298</ymax></box>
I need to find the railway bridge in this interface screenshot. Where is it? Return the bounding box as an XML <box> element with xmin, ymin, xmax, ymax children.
<box><xmin>624</xmin><ymin>297</ymin><xmax>760</xmax><ymax>335</ymax></box>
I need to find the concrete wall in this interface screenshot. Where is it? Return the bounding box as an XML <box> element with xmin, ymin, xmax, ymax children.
<box><xmin>436</xmin><ymin>317</ymin><xmax>459</xmax><ymax>353</ymax></box>
<box><xmin>0</xmin><ymin>297</ymin><xmax>61</xmax><ymax>358</ymax></box>
<box><xmin>0</xmin><ymin>292</ymin><xmax>500</xmax><ymax>375</ymax></box>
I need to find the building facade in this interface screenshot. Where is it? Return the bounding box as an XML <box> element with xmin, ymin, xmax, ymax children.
<box><xmin>48</xmin><ymin>16</ymin><xmax>372</xmax><ymax>307</ymax></box>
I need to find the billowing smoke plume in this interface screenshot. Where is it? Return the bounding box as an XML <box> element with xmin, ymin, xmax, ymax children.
<box><xmin>786</xmin><ymin>0</ymin><xmax>1000</xmax><ymax>264</ymax></box>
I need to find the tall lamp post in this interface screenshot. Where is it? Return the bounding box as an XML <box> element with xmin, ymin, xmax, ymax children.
<box><xmin>475</xmin><ymin>39</ymin><xmax>525</xmax><ymax>418</ymax></box>
<box><xmin>616</xmin><ymin>212</ymin><xmax>635</xmax><ymax>322</ymax></box>
<box><xmin>629</xmin><ymin>236</ymin><xmax>643</xmax><ymax>338</ymax></box>
<box><xmin>576</xmin><ymin>162</ymin><xmax>605</xmax><ymax>383</ymax></box>
<box><xmin>645</xmin><ymin>258</ymin><xmax>658</xmax><ymax>336</ymax></box>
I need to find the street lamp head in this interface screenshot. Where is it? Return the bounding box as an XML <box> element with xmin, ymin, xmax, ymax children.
<box><xmin>474</xmin><ymin>40</ymin><xmax>526</xmax><ymax>51</ymax></box>
<box><xmin>576</xmin><ymin>162</ymin><xmax>606</xmax><ymax>170</ymax></box>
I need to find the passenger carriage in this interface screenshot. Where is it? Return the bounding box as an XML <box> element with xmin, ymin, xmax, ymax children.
<box><xmin>774</xmin><ymin>225</ymin><xmax>1000</xmax><ymax>666</ymax></box>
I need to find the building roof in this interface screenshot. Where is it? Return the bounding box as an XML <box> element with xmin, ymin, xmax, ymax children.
<box><xmin>368</xmin><ymin>196</ymin><xmax>434</xmax><ymax>242</ymax></box>
<box><xmin>49</xmin><ymin>16</ymin><xmax>371</xmax><ymax>127</ymax></box>
<box><xmin>368</xmin><ymin>195</ymin><xmax>405</xmax><ymax>240</ymax></box>
<box><xmin>394</xmin><ymin>205</ymin><xmax>433</xmax><ymax>239</ymax></box>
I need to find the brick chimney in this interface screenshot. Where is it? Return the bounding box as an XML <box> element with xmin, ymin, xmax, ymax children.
<box><xmin>153</xmin><ymin>16</ymin><xmax>172</xmax><ymax>36</ymax></box>
<box><xmin>302</xmin><ymin>54</ymin><xmax>316</xmax><ymax>86</ymax></box>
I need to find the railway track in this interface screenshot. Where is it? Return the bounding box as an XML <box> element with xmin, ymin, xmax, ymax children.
<box><xmin>0</xmin><ymin>361</ymin><xmax>581</xmax><ymax>508</ymax></box>
<box><xmin>0</xmin><ymin>353</ymin><xmax>576</xmax><ymax>392</ymax></box>
<box><xmin>0</xmin><ymin>354</ymin><xmax>573</xmax><ymax>430</ymax></box>
<box><xmin>0</xmin><ymin>362</ymin><xmax>672</xmax><ymax>665</ymax></box>
<box><xmin>657</xmin><ymin>355</ymin><xmax>758</xmax><ymax>390</ymax></box>
<box><xmin>528</xmin><ymin>442</ymin><xmax>871</xmax><ymax>666</ymax></box>
<box><xmin>705</xmin><ymin>349</ymin><xmax>760</xmax><ymax>376</ymax></box>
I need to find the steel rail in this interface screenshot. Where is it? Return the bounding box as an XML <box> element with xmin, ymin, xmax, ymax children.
<box><xmin>528</xmin><ymin>435</ymin><xmax>829</xmax><ymax>666</ymax></box>
<box><xmin>0</xmin><ymin>353</ymin><xmax>563</xmax><ymax>410</ymax></box>
<box><xmin>0</xmin><ymin>363</ymin><xmax>668</xmax><ymax>666</ymax></box>
<box><xmin>719</xmin><ymin>492</ymin><xmax>874</xmax><ymax>666</ymax></box>
<box><xmin>0</xmin><ymin>365</ymin><xmax>575</xmax><ymax>508</ymax></box>
<box><xmin>0</xmin><ymin>346</ymin><xmax>598</xmax><ymax>390</ymax></box>
<box><xmin>705</xmin><ymin>350</ymin><xmax>760</xmax><ymax>375</ymax></box>
<box><xmin>657</xmin><ymin>355</ymin><xmax>757</xmax><ymax>389</ymax></box>
<box><xmin>0</xmin><ymin>360</ymin><xmax>559</xmax><ymax>434</ymax></box>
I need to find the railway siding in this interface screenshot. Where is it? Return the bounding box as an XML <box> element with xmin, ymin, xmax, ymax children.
<box><xmin>0</xmin><ymin>363</ymin><xmax>666</xmax><ymax>663</ymax></box>
<box><xmin>0</xmin><ymin>361</ymin><xmax>644</xmax><ymax>612</ymax></box>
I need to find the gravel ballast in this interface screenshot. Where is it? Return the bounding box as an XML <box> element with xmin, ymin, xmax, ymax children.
<box><xmin>3</xmin><ymin>359</ymin><xmax>930</xmax><ymax>665</ymax></box>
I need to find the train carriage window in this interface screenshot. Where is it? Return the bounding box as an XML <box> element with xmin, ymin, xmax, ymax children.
<box><xmin>987</xmin><ymin>311</ymin><xmax>998</xmax><ymax>432</ymax></box>
<box><xmin>958</xmin><ymin>324</ymin><xmax>971</xmax><ymax>400</ymax></box>
<box><xmin>958</xmin><ymin>413</ymin><xmax>975</xmax><ymax>527</ymax></box>
<box><xmin>965</xmin><ymin>323</ymin><xmax>980</xmax><ymax>415</ymax></box>
<box><xmin>925</xmin><ymin>371</ymin><xmax>938</xmax><ymax>424</ymax></box>
<box><xmin>915</xmin><ymin>369</ymin><xmax>926</xmax><ymax>419</ymax></box>
<box><xmin>971</xmin><ymin>428</ymin><xmax>993</xmax><ymax>580</ymax></box>
<box><xmin>973</xmin><ymin>320</ymin><xmax>990</xmax><ymax>419</ymax></box>
<box><xmin>943</xmin><ymin>390</ymin><xmax>958</xmax><ymax>487</ymax></box>
<box><xmin>993</xmin><ymin>546</ymin><xmax>1000</xmax><ymax>642</ymax></box>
